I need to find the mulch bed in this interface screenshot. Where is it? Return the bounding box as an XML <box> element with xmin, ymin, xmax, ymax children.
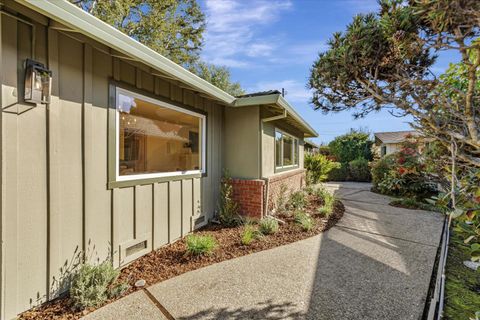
<box><xmin>20</xmin><ymin>198</ymin><xmax>344</xmax><ymax>320</ymax></box>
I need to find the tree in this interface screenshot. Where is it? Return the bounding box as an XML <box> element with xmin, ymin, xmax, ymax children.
<box><xmin>328</xmin><ymin>129</ymin><xmax>373</xmax><ymax>164</ymax></box>
<box><xmin>190</xmin><ymin>62</ymin><xmax>245</xmax><ymax>96</ymax></box>
<box><xmin>72</xmin><ymin>0</ymin><xmax>205</xmax><ymax>66</ymax></box>
<box><xmin>308</xmin><ymin>0</ymin><xmax>480</xmax><ymax>168</ymax></box>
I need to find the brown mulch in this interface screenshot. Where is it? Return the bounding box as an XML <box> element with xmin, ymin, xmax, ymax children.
<box><xmin>20</xmin><ymin>199</ymin><xmax>344</xmax><ymax>320</ymax></box>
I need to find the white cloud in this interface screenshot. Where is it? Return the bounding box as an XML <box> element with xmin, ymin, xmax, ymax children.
<box><xmin>247</xmin><ymin>79</ymin><xmax>312</xmax><ymax>104</ymax></box>
<box><xmin>202</xmin><ymin>0</ymin><xmax>292</xmax><ymax>67</ymax></box>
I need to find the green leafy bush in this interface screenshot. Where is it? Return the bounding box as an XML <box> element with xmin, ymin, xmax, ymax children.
<box><xmin>304</xmin><ymin>153</ymin><xmax>341</xmax><ymax>184</ymax></box>
<box><xmin>218</xmin><ymin>171</ymin><xmax>243</xmax><ymax>226</ymax></box>
<box><xmin>390</xmin><ymin>198</ymin><xmax>440</xmax><ymax>211</ymax></box>
<box><xmin>348</xmin><ymin>158</ymin><xmax>371</xmax><ymax>182</ymax></box>
<box><xmin>259</xmin><ymin>218</ymin><xmax>279</xmax><ymax>235</ymax></box>
<box><xmin>289</xmin><ymin>191</ymin><xmax>307</xmax><ymax>210</ymax></box>
<box><xmin>328</xmin><ymin>129</ymin><xmax>373</xmax><ymax>163</ymax></box>
<box><xmin>316</xmin><ymin>188</ymin><xmax>335</xmax><ymax>217</ymax></box>
<box><xmin>185</xmin><ymin>235</ymin><xmax>217</xmax><ymax>256</ymax></box>
<box><xmin>275</xmin><ymin>184</ymin><xmax>289</xmax><ymax>214</ymax></box>
<box><xmin>371</xmin><ymin>139</ymin><xmax>435</xmax><ymax>199</ymax></box>
<box><xmin>241</xmin><ymin>225</ymin><xmax>262</xmax><ymax>245</ymax></box>
<box><xmin>70</xmin><ymin>261</ymin><xmax>129</xmax><ymax>310</ymax></box>
<box><xmin>371</xmin><ymin>153</ymin><xmax>396</xmax><ymax>186</ymax></box>
<box><xmin>327</xmin><ymin>163</ymin><xmax>349</xmax><ymax>181</ymax></box>
<box><xmin>294</xmin><ymin>211</ymin><xmax>314</xmax><ymax>231</ymax></box>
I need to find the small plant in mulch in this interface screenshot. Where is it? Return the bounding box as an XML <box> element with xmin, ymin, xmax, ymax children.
<box><xmin>289</xmin><ymin>190</ymin><xmax>307</xmax><ymax>210</ymax></box>
<box><xmin>185</xmin><ymin>234</ymin><xmax>218</xmax><ymax>256</ymax></box>
<box><xmin>70</xmin><ymin>261</ymin><xmax>129</xmax><ymax>310</ymax></box>
<box><xmin>294</xmin><ymin>211</ymin><xmax>315</xmax><ymax>231</ymax></box>
<box><xmin>259</xmin><ymin>218</ymin><xmax>279</xmax><ymax>235</ymax></box>
<box><xmin>315</xmin><ymin>187</ymin><xmax>336</xmax><ymax>217</ymax></box>
<box><xmin>218</xmin><ymin>171</ymin><xmax>244</xmax><ymax>227</ymax></box>
<box><xmin>389</xmin><ymin>197</ymin><xmax>440</xmax><ymax>212</ymax></box>
<box><xmin>241</xmin><ymin>224</ymin><xmax>262</xmax><ymax>246</ymax></box>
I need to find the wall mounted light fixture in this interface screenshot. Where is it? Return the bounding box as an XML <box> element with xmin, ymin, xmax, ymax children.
<box><xmin>24</xmin><ymin>59</ymin><xmax>52</xmax><ymax>104</ymax></box>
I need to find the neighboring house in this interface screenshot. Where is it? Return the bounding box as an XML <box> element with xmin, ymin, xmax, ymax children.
<box><xmin>304</xmin><ymin>139</ymin><xmax>320</xmax><ymax>153</ymax></box>
<box><xmin>374</xmin><ymin>130</ymin><xmax>421</xmax><ymax>156</ymax></box>
<box><xmin>0</xmin><ymin>0</ymin><xmax>317</xmax><ymax>318</ymax></box>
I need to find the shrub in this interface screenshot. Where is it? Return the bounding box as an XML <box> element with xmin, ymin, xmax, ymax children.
<box><xmin>371</xmin><ymin>153</ymin><xmax>396</xmax><ymax>186</ymax></box>
<box><xmin>289</xmin><ymin>190</ymin><xmax>307</xmax><ymax>210</ymax></box>
<box><xmin>371</xmin><ymin>140</ymin><xmax>436</xmax><ymax>199</ymax></box>
<box><xmin>70</xmin><ymin>261</ymin><xmax>129</xmax><ymax>310</ymax></box>
<box><xmin>185</xmin><ymin>235</ymin><xmax>217</xmax><ymax>256</ymax></box>
<box><xmin>327</xmin><ymin>163</ymin><xmax>349</xmax><ymax>181</ymax></box>
<box><xmin>304</xmin><ymin>153</ymin><xmax>341</xmax><ymax>184</ymax></box>
<box><xmin>241</xmin><ymin>225</ymin><xmax>261</xmax><ymax>245</ymax></box>
<box><xmin>219</xmin><ymin>171</ymin><xmax>243</xmax><ymax>226</ymax></box>
<box><xmin>259</xmin><ymin>218</ymin><xmax>279</xmax><ymax>235</ymax></box>
<box><xmin>275</xmin><ymin>183</ymin><xmax>289</xmax><ymax>214</ymax></box>
<box><xmin>390</xmin><ymin>198</ymin><xmax>440</xmax><ymax>211</ymax></box>
<box><xmin>316</xmin><ymin>188</ymin><xmax>335</xmax><ymax>217</ymax></box>
<box><xmin>294</xmin><ymin>211</ymin><xmax>315</xmax><ymax>231</ymax></box>
<box><xmin>348</xmin><ymin>158</ymin><xmax>371</xmax><ymax>182</ymax></box>
<box><xmin>328</xmin><ymin>129</ymin><xmax>374</xmax><ymax>163</ymax></box>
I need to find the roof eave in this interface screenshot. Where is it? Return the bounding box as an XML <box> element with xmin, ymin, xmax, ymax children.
<box><xmin>16</xmin><ymin>0</ymin><xmax>235</xmax><ymax>105</ymax></box>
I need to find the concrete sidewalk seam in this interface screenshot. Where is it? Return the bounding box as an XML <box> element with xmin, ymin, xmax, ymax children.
<box><xmin>334</xmin><ymin>225</ymin><xmax>440</xmax><ymax>248</ymax></box>
<box><xmin>144</xmin><ymin>288</ymin><xmax>176</xmax><ymax>320</ymax></box>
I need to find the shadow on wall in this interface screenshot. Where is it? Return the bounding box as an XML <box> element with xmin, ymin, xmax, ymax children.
<box><xmin>28</xmin><ymin>240</ymin><xmax>112</xmax><ymax>309</ymax></box>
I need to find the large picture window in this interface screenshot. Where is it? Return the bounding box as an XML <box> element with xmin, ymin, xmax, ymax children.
<box><xmin>275</xmin><ymin>129</ymin><xmax>299</xmax><ymax>170</ymax></box>
<box><xmin>116</xmin><ymin>87</ymin><xmax>206</xmax><ymax>181</ymax></box>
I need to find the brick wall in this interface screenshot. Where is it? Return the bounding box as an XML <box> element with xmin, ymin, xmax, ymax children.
<box><xmin>230</xmin><ymin>169</ymin><xmax>306</xmax><ymax>218</ymax></box>
<box><xmin>266</xmin><ymin>169</ymin><xmax>306</xmax><ymax>213</ymax></box>
<box><xmin>231</xmin><ymin>179</ymin><xmax>265</xmax><ymax>218</ymax></box>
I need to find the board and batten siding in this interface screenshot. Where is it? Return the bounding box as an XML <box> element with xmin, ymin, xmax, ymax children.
<box><xmin>0</xmin><ymin>5</ymin><xmax>224</xmax><ymax>318</ymax></box>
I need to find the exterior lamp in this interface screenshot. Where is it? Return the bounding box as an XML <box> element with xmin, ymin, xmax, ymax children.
<box><xmin>24</xmin><ymin>59</ymin><xmax>52</xmax><ymax>104</ymax></box>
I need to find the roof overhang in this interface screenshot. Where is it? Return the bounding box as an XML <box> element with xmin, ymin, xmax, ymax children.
<box><xmin>15</xmin><ymin>0</ymin><xmax>236</xmax><ymax>104</ymax></box>
<box><xmin>234</xmin><ymin>94</ymin><xmax>318</xmax><ymax>138</ymax></box>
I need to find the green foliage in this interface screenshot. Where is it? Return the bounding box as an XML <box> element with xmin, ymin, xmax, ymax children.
<box><xmin>189</xmin><ymin>62</ymin><xmax>245</xmax><ymax>96</ymax></box>
<box><xmin>218</xmin><ymin>171</ymin><xmax>243</xmax><ymax>227</ymax></box>
<box><xmin>315</xmin><ymin>188</ymin><xmax>335</xmax><ymax>217</ymax></box>
<box><xmin>348</xmin><ymin>158</ymin><xmax>371</xmax><ymax>182</ymax></box>
<box><xmin>73</xmin><ymin>0</ymin><xmax>205</xmax><ymax>66</ymax></box>
<box><xmin>444</xmin><ymin>232</ymin><xmax>480</xmax><ymax>320</ymax></box>
<box><xmin>241</xmin><ymin>225</ymin><xmax>262</xmax><ymax>246</ymax></box>
<box><xmin>327</xmin><ymin>163</ymin><xmax>349</xmax><ymax>181</ymax></box>
<box><xmin>294</xmin><ymin>211</ymin><xmax>314</xmax><ymax>231</ymax></box>
<box><xmin>304</xmin><ymin>153</ymin><xmax>341</xmax><ymax>184</ymax></box>
<box><xmin>389</xmin><ymin>198</ymin><xmax>440</xmax><ymax>212</ymax></box>
<box><xmin>185</xmin><ymin>234</ymin><xmax>217</xmax><ymax>255</ymax></box>
<box><xmin>371</xmin><ymin>139</ymin><xmax>435</xmax><ymax>199</ymax></box>
<box><xmin>275</xmin><ymin>184</ymin><xmax>289</xmax><ymax>214</ymax></box>
<box><xmin>70</xmin><ymin>261</ymin><xmax>128</xmax><ymax>310</ymax></box>
<box><xmin>328</xmin><ymin>130</ymin><xmax>373</xmax><ymax>164</ymax></box>
<box><xmin>259</xmin><ymin>218</ymin><xmax>279</xmax><ymax>235</ymax></box>
<box><xmin>371</xmin><ymin>154</ymin><xmax>396</xmax><ymax>186</ymax></box>
<box><xmin>289</xmin><ymin>191</ymin><xmax>307</xmax><ymax>210</ymax></box>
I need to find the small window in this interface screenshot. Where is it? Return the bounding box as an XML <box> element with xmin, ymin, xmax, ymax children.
<box><xmin>116</xmin><ymin>87</ymin><xmax>206</xmax><ymax>181</ymax></box>
<box><xmin>275</xmin><ymin>129</ymin><xmax>299</xmax><ymax>170</ymax></box>
<box><xmin>381</xmin><ymin>145</ymin><xmax>387</xmax><ymax>156</ymax></box>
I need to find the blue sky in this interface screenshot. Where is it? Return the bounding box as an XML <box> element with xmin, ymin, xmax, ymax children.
<box><xmin>198</xmin><ymin>0</ymin><xmax>458</xmax><ymax>144</ymax></box>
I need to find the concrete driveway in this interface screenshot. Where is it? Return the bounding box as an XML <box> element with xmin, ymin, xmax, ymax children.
<box><xmin>84</xmin><ymin>182</ymin><xmax>444</xmax><ymax>320</ymax></box>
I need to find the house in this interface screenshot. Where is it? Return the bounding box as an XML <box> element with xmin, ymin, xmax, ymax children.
<box><xmin>0</xmin><ymin>0</ymin><xmax>317</xmax><ymax>318</ymax></box>
<box><xmin>374</xmin><ymin>130</ymin><xmax>421</xmax><ymax>156</ymax></box>
<box><xmin>304</xmin><ymin>139</ymin><xmax>320</xmax><ymax>153</ymax></box>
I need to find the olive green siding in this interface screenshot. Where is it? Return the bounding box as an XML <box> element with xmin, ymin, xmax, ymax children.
<box><xmin>0</xmin><ymin>3</ymin><xmax>224</xmax><ymax>318</ymax></box>
<box><xmin>260</xmin><ymin>110</ymin><xmax>305</xmax><ymax>178</ymax></box>
<box><xmin>223</xmin><ymin>106</ymin><xmax>260</xmax><ymax>179</ymax></box>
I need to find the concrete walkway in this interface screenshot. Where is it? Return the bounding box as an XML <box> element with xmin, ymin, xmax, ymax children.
<box><xmin>83</xmin><ymin>182</ymin><xmax>444</xmax><ymax>320</ymax></box>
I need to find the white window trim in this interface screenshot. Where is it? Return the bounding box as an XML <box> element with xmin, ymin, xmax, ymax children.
<box><xmin>115</xmin><ymin>87</ymin><xmax>206</xmax><ymax>182</ymax></box>
<box><xmin>275</xmin><ymin>128</ymin><xmax>299</xmax><ymax>170</ymax></box>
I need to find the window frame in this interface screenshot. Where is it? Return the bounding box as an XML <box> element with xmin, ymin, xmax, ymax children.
<box><xmin>114</xmin><ymin>86</ymin><xmax>207</xmax><ymax>183</ymax></box>
<box><xmin>274</xmin><ymin>128</ymin><xmax>299</xmax><ymax>172</ymax></box>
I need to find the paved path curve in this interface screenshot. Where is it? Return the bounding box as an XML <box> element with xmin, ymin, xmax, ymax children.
<box><xmin>84</xmin><ymin>182</ymin><xmax>444</xmax><ymax>320</ymax></box>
